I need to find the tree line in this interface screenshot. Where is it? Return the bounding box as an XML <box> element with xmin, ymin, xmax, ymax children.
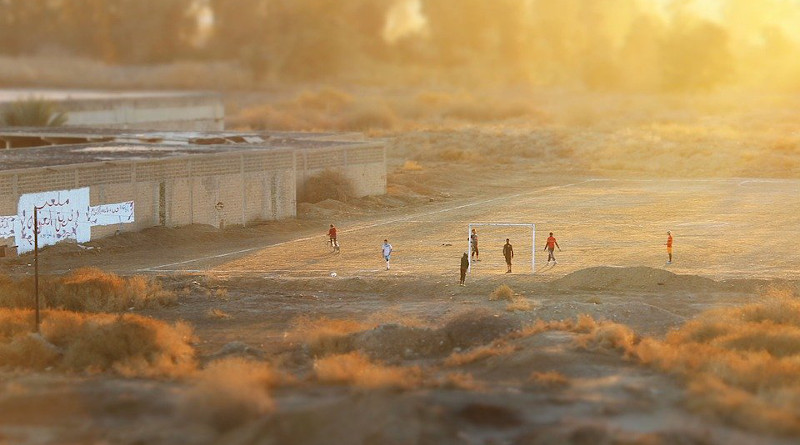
<box><xmin>1</xmin><ymin>0</ymin><xmax>798</xmax><ymax>91</ymax></box>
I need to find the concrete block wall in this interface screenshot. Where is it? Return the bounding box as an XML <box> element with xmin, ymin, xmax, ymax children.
<box><xmin>297</xmin><ymin>143</ymin><xmax>387</xmax><ymax>199</ymax></box>
<box><xmin>0</xmin><ymin>149</ymin><xmax>296</xmax><ymax>250</ymax></box>
<box><xmin>0</xmin><ymin>139</ymin><xmax>384</xmax><ymax>252</ymax></box>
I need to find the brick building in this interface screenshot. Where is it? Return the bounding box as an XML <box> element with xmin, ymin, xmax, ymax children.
<box><xmin>0</xmin><ymin>130</ymin><xmax>386</xmax><ymax>254</ymax></box>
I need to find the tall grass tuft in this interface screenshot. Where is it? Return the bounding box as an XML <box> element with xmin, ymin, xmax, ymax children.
<box><xmin>0</xmin><ymin>309</ymin><xmax>196</xmax><ymax>377</ymax></box>
<box><xmin>0</xmin><ymin>268</ymin><xmax>176</xmax><ymax>312</ymax></box>
<box><xmin>1</xmin><ymin>99</ymin><xmax>67</xmax><ymax>126</ymax></box>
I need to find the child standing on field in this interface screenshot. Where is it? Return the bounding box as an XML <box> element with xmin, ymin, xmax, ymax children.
<box><xmin>382</xmin><ymin>239</ymin><xmax>393</xmax><ymax>270</ymax></box>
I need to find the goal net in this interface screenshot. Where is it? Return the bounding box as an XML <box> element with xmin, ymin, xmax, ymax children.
<box><xmin>468</xmin><ymin>223</ymin><xmax>536</xmax><ymax>274</ymax></box>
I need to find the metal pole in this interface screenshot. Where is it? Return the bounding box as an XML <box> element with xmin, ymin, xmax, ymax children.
<box><xmin>467</xmin><ymin>224</ymin><xmax>472</xmax><ymax>273</ymax></box>
<box><xmin>34</xmin><ymin>206</ymin><xmax>40</xmax><ymax>333</ymax></box>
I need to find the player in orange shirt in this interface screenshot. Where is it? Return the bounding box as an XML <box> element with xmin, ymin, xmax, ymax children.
<box><xmin>543</xmin><ymin>232</ymin><xmax>560</xmax><ymax>265</ymax></box>
<box><xmin>665</xmin><ymin>231</ymin><xmax>673</xmax><ymax>264</ymax></box>
<box><xmin>328</xmin><ymin>224</ymin><xmax>339</xmax><ymax>252</ymax></box>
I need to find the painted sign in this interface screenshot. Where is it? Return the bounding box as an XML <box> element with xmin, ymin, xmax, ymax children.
<box><xmin>0</xmin><ymin>187</ymin><xmax>135</xmax><ymax>254</ymax></box>
<box><xmin>0</xmin><ymin>216</ymin><xmax>16</xmax><ymax>238</ymax></box>
<box><xmin>88</xmin><ymin>201</ymin><xmax>135</xmax><ymax>226</ymax></box>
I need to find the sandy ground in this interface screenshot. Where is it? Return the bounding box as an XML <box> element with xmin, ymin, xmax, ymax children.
<box><xmin>1</xmin><ymin>160</ymin><xmax>799</xmax><ymax>444</ymax></box>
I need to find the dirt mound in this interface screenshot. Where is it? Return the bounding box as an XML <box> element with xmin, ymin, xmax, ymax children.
<box><xmin>554</xmin><ymin>266</ymin><xmax>719</xmax><ymax>292</ymax></box>
<box><xmin>315</xmin><ymin>309</ymin><xmax>522</xmax><ymax>361</ymax></box>
<box><xmin>440</xmin><ymin>309</ymin><xmax>522</xmax><ymax>350</ymax></box>
<box><xmin>351</xmin><ymin>324</ymin><xmax>448</xmax><ymax>360</ymax></box>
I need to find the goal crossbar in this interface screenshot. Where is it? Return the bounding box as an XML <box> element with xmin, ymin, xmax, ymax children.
<box><xmin>468</xmin><ymin>223</ymin><xmax>536</xmax><ymax>274</ymax></box>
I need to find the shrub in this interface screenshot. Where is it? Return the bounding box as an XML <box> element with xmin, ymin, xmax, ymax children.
<box><xmin>0</xmin><ymin>309</ymin><xmax>196</xmax><ymax>377</ymax></box>
<box><xmin>490</xmin><ymin>284</ymin><xmax>515</xmax><ymax>301</ymax></box>
<box><xmin>506</xmin><ymin>297</ymin><xmax>533</xmax><ymax>312</ymax></box>
<box><xmin>300</xmin><ymin>169</ymin><xmax>356</xmax><ymax>203</ymax></box>
<box><xmin>286</xmin><ymin>316</ymin><xmax>370</xmax><ymax>356</ymax></box>
<box><xmin>400</xmin><ymin>160</ymin><xmax>423</xmax><ymax>171</ymax></box>
<box><xmin>207</xmin><ymin>309</ymin><xmax>232</xmax><ymax>320</ymax></box>
<box><xmin>0</xmin><ymin>268</ymin><xmax>176</xmax><ymax>312</ymax></box>
<box><xmin>443</xmin><ymin>340</ymin><xmax>517</xmax><ymax>367</ymax></box>
<box><xmin>529</xmin><ymin>371</ymin><xmax>570</xmax><ymax>388</ymax></box>
<box><xmin>180</xmin><ymin>358</ymin><xmax>280</xmax><ymax>432</ymax></box>
<box><xmin>1</xmin><ymin>99</ymin><xmax>67</xmax><ymax>127</ymax></box>
<box><xmin>314</xmin><ymin>351</ymin><xmax>422</xmax><ymax>389</ymax></box>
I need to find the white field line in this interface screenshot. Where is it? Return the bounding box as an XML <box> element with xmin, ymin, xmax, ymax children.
<box><xmin>138</xmin><ymin>179</ymin><xmax>594</xmax><ymax>272</ymax></box>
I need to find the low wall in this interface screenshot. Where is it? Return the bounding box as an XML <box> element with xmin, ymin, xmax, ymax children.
<box><xmin>297</xmin><ymin>143</ymin><xmax>386</xmax><ymax>199</ymax></box>
<box><xmin>0</xmin><ymin>150</ymin><xmax>295</xmax><ymax>253</ymax></box>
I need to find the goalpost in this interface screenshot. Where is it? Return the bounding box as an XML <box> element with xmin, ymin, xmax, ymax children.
<box><xmin>468</xmin><ymin>223</ymin><xmax>536</xmax><ymax>274</ymax></box>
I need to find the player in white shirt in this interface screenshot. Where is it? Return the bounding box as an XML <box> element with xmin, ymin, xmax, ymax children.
<box><xmin>382</xmin><ymin>239</ymin><xmax>393</xmax><ymax>270</ymax></box>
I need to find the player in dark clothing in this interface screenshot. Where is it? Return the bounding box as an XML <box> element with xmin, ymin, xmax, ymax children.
<box><xmin>460</xmin><ymin>253</ymin><xmax>469</xmax><ymax>286</ymax></box>
<box><xmin>503</xmin><ymin>238</ymin><xmax>514</xmax><ymax>273</ymax></box>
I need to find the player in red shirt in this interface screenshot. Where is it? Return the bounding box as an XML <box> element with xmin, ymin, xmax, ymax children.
<box><xmin>543</xmin><ymin>232</ymin><xmax>560</xmax><ymax>265</ymax></box>
<box><xmin>666</xmin><ymin>231</ymin><xmax>673</xmax><ymax>264</ymax></box>
<box><xmin>328</xmin><ymin>224</ymin><xmax>339</xmax><ymax>252</ymax></box>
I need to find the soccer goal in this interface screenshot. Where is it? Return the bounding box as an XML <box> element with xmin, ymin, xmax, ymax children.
<box><xmin>468</xmin><ymin>223</ymin><xmax>536</xmax><ymax>274</ymax></box>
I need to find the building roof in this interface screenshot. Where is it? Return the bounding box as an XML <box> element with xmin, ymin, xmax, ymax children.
<box><xmin>0</xmin><ymin>127</ymin><xmax>361</xmax><ymax>146</ymax></box>
<box><xmin>0</xmin><ymin>89</ymin><xmax>218</xmax><ymax>103</ymax></box>
<box><xmin>0</xmin><ymin>137</ymin><xmax>372</xmax><ymax>172</ymax></box>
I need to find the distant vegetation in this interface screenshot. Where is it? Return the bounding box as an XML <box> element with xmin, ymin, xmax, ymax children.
<box><xmin>1</xmin><ymin>0</ymin><xmax>799</xmax><ymax>92</ymax></box>
<box><xmin>1</xmin><ymin>99</ymin><xmax>67</xmax><ymax>127</ymax></box>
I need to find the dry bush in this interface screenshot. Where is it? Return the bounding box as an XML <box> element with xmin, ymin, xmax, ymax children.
<box><xmin>509</xmin><ymin>315</ymin><xmax>599</xmax><ymax>340</ymax></box>
<box><xmin>490</xmin><ymin>284</ymin><xmax>515</xmax><ymax>301</ymax></box>
<box><xmin>0</xmin><ymin>309</ymin><xmax>38</xmax><ymax>341</ymax></box>
<box><xmin>530</xmin><ymin>371</ymin><xmax>571</xmax><ymax>388</ymax></box>
<box><xmin>336</xmin><ymin>102</ymin><xmax>398</xmax><ymax>131</ymax></box>
<box><xmin>207</xmin><ymin>309</ymin><xmax>232</xmax><ymax>320</ymax></box>
<box><xmin>299</xmin><ymin>169</ymin><xmax>356</xmax><ymax>204</ymax></box>
<box><xmin>438</xmin><ymin>148</ymin><xmax>484</xmax><ymax>163</ymax></box>
<box><xmin>0</xmin><ymin>333</ymin><xmax>61</xmax><ymax>369</ymax></box>
<box><xmin>0</xmin><ymin>268</ymin><xmax>176</xmax><ymax>312</ymax></box>
<box><xmin>631</xmin><ymin>293</ymin><xmax>800</xmax><ymax>435</ymax></box>
<box><xmin>506</xmin><ymin>297</ymin><xmax>533</xmax><ymax>312</ymax></box>
<box><xmin>400</xmin><ymin>160</ymin><xmax>423</xmax><ymax>171</ymax></box>
<box><xmin>0</xmin><ymin>275</ymin><xmax>32</xmax><ymax>308</ymax></box>
<box><xmin>295</xmin><ymin>87</ymin><xmax>354</xmax><ymax>112</ymax></box>
<box><xmin>0</xmin><ymin>309</ymin><xmax>195</xmax><ymax>377</ymax></box>
<box><xmin>443</xmin><ymin>100</ymin><xmax>534</xmax><ymax>123</ymax></box>
<box><xmin>287</xmin><ymin>316</ymin><xmax>372</xmax><ymax>356</ymax></box>
<box><xmin>181</xmin><ymin>357</ymin><xmax>280</xmax><ymax>432</ymax></box>
<box><xmin>232</xmin><ymin>104</ymin><xmax>308</xmax><ymax>131</ymax></box>
<box><xmin>435</xmin><ymin>372</ymin><xmax>485</xmax><ymax>391</ymax></box>
<box><xmin>574</xmin><ymin>322</ymin><xmax>639</xmax><ymax>357</ymax></box>
<box><xmin>314</xmin><ymin>351</ymin><xmax>422</xmax><ymax>389</ymax></box>
<box><xmin>444</xmin><ymin>340</ymin><xmax>518</xmax><ymax>367</ymax></box>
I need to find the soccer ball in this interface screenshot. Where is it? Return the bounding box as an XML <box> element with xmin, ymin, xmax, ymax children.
<box><xmin>330</xmin><ymin>272</ymin><xmax>337</xmax><ymax>278</ymax></box>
